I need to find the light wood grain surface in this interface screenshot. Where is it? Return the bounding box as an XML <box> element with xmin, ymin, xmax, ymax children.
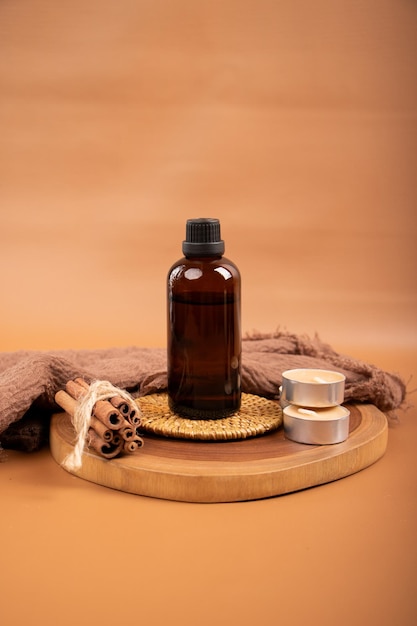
<box><xmin>1</xmin><ymin>1</ymin><xmax>416</xmax><ymax>625</ymax></box>
<box><xmin>49</xmin><ymin>403</ymin><xmax>388</xmax><ymax>502</ymax></box>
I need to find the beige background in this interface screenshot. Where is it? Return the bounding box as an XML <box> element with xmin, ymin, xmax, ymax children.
<box><xmin>1</xmin><ymin>1</ymin><xmax>416</xmax><ymax>625</ymax></box>
<box><xmin>1</xmin><ymin>0</ymin><xmax>416</xmax><ymax>353</ymax></box>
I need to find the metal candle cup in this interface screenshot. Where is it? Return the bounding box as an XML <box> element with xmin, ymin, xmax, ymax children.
<box><xmin>283</xmin><ymin>405</ymin><xmax>350</xmax><ymax>445</ymax></box>
<box><xmin>281</xmin><ymin>368</ymin><xmax>345</xmax><ymax>408</ymax></box>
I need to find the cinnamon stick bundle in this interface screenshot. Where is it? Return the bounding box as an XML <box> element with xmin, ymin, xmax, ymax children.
<box><xmin>55</xmin><ymin>378</ymin><xmax>144</xmax><ymax>461</ymax></box>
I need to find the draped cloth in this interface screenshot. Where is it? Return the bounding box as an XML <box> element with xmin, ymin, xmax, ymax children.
<box><xmin>0</xmin><ymin>331</ymin><xmax>407</xmax><ymax>452</ymax></box>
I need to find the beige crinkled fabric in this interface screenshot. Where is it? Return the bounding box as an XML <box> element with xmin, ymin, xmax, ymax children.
<box><xmin>0</xmin><ymin>331</ymin><xmax>407</xmax><ymax>452</ymax></box>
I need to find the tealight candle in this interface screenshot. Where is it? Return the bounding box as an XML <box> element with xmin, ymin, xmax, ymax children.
<box><xmin>283</xmin><ymin>404</ymin><xmax>350</xmax><ymax>445</ymax></box>
<box><xmin>281</xmin><ymin>368</ymin><xmax>345</xmax><ymax>408</ymax></box>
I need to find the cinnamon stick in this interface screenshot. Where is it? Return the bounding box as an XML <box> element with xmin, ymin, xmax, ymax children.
<box><xmin>55</xmin><ymin>379</ymin><xmax>144</xmax><ymax>463</ymax></box>
<box><xmin>93</xmin><ymin>402</ymin><xmax>123</xmax><ymax>429</ymax></box>
<box><xmin>73</xmin><ymin>377</ymin><xmax>90</xmax><ymax>390</ymax></box>
<box><xmin>75</xmin><ymin>378</ymin><xmax>141</xmax><ymax>427</ymax></box>
<box><xmin>90</xmin><ymin>416</ymin><xmax>114</xmax><ymax>442</ymax></box>
<box><xmin>65</xmin><ymin>380</ymin><xmax>123</xmax><ymax>429</ymax></box>
<box><xmin>109</xmin><ymin>396</ymin><xmax>130</xmax><ymax>416</ymax></box>
<box><xmin>126</xmin><ymin>407</ymin><xmax>141</xmax><ymax>426</ymax></box>
<box><xmin>55</xmin><ymin>390</ymin><xmax>126</xmax><ymax>458</ymax></box>
<box><xmin>122</xmin><ymin>436</ymin><xmax>144</xmax><ymax>454</ymax></box>
<box><xmin>55</xmin><ymin>390</ymin><xmax>112</xmax><ymax>441</ymax></box>
<box><xmin>55</xmin><ymin>389</ymin><xmax>78</xmax><ymax>418</ymax></box>
<box><xmin>87</xmin><ymin>429</ymin><xmax>123</xmax><ymax>459</ymax></box>
<box><xmin>119</xmin><ymin>425</ymin><xmax>135</xmax><ymax>441</ymax></box>
<box><xmin>75</xmin><ymin>377</ymin><xmax>142</xmax><ymax>426</ymax></box>
<box><xmin>65</xmin><ymin>379</ymin><xmax>88</xmax><ymax>400</ymax></box>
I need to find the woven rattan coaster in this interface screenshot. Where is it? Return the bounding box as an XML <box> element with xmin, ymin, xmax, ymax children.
<box><xmin>136</xmin><ymin>393</ymin><xmax>282</xmax><ymax>441</ymax></box>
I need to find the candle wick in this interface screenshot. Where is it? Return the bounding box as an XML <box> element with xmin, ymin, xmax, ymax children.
<box><xmin>298</xmin><ymin>408</ymin><xmax>317</xmax><ymax>416</ymax></box>
<box><xmin>313</xmin><ymin>376</ymin><xmax>328</xmax><ymax>384</ymax></box>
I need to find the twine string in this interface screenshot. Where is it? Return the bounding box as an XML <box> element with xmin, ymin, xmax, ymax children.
<box><xmin>62</xmin><ymin>380</ymin><xmax>137</xmax><ymax>471</ymax></box>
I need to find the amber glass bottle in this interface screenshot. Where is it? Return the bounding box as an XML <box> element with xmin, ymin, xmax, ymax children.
<box><xmin>167</xmin><ymin>218</ymin><xmax>241</xmax><ymax>419</ymax></box>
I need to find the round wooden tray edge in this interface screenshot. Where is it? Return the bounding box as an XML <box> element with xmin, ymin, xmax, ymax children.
<box><xmin>49</xmin><ymin>404</ymin><xmax>388</xmax><ymax>503</ymax></box>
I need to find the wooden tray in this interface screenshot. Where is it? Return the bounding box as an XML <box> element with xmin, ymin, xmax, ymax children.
<box><xmin>49</xmin><ymin>403</ymin><xmax>388</xmax><ymax>503</ymax></box>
